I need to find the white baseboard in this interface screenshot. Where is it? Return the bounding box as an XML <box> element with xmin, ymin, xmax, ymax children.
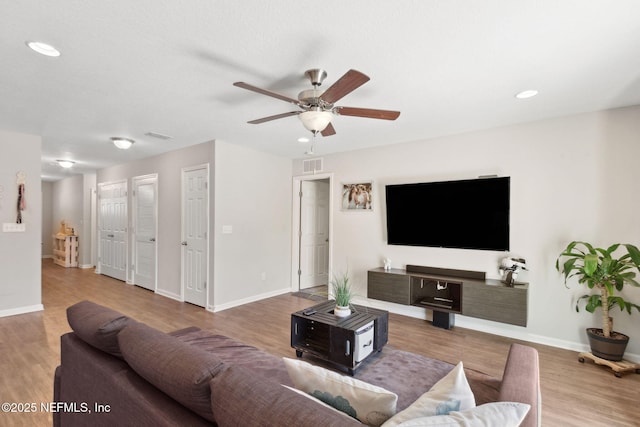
<box><xmin>0</xmin><ymin>304</ymin><xmax>44</xmax><ymax>318</ymax></box>
<box><xmin>359</xmin><ymin>297</ymin><xmax>640</xmax><ymax>364</ymax></box>
<box><xmin>79</xmin><ymin>264</ymin><xmax>94</xmax><ymax>269</ymax></box>
<box><xmin>211</xmin><ymin>287</ymin><xmax>292</xmax><ymax>313</ymax></box>
<box><xmin>155</xmin><ymin>289</ymin><xmax>183</xmax><ymax>302</ymax></box>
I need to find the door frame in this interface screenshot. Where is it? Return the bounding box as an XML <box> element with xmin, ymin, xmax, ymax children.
<box><xmin>181</xmin><ymin>163</ymin><xmax>210</xmax><ymax>307</ymax></box>
<box><xmin>96</xmin><ymin>179</ymin><xmax>128</xmax><ymax>281</ymax></box>
<box><xmin>291</xmin><ymin>173</ymin><xmax>334</xmax><ymax>291</ymax></box>
<box><xmin>131</xmin><ymin>173</ymin><xmax>158</xmax><ymax>291</ymax></box>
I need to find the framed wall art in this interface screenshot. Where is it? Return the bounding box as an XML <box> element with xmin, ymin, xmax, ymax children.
<box><xmin>341</xmin><ymin>181</ymin><xmax>373</xmax><ymax>211</ymax></box>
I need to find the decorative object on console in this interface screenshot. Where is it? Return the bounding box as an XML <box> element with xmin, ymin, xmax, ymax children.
<box><xmin>383</xmin><ymin>258</ymin><xmax>392</xmax><ymax>271</ymax></box>
<box><xmin>332</xmin><ymin>271</ymin><xmax>354</xmax><ymax>317</ymax></box>
<box><xmin>342</xmin><ymin>181</ymin><xmax>373</xmax><ymax>210</ymax></box>
<box><xmin>499</xmin><ymin>257</ymin><xmax>528</xmax><ymax>287</ymax></box>
<box><xmin>557</xmin><ymin>241</ymin><xmax>640</xmax><ymax>363</ymax></box>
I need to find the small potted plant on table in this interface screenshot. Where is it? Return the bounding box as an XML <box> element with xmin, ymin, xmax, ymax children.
<box><xmin>556</xmin><ymin>241</ymin><xmax>640</xmax><ymax>361</ymax></box>
<box><xmin>331</xmin><ymin>271</ymin><xmax>353</xmax><ymax>317</ymax></box>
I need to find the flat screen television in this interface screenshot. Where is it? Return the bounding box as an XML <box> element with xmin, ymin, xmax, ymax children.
<box><xmin>385</xmin><ymin>177</ymin><xmax>510</xmax><ymax>251</ymax></box>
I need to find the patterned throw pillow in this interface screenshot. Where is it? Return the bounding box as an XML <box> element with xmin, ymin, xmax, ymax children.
<box><xmin>394</xmin><ymin>402</ymin><xmax>530</xmax><ymax>426</ymax></box>
<box><xmin>381</xmin><ymin>362</ymin><xmax>476</xmax><ymax>427</ymax></box>
<box><xmin>284</xmin><ymin>358</ymin><xmax>398</xmax><ymax>426</ymax></box>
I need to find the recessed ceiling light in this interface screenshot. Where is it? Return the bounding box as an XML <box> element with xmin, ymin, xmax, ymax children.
<box><xmin>56</xmin><ymin>160</ymin><xmax>75</xmax><ymax>168</ymax></box>
<box><xmin>26</xmin><ymin>41</ymin><xmax>61</xmax><ymax>57</ymax></box>
<box><xmin>515</xmin><ymin>90</ymin><xmax>539</xmax><ymax>99</ymax></box>
<box><xmin>297</xmin><ymin>137</ymin><xmax>310</xmax><ymax>143</ymax></box>
<box><xmin>111</xmin><ymin>137</ymin><xmax>135</xmax><ymax>150</ymax></box>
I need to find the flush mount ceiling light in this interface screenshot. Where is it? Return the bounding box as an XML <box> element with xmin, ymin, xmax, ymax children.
<box><xmin>111</xmin><ymin>137</ymin><xmax>135</xmax><ymax>150</ymax></box>
<box><xmin>56</xmin><ymin>160</ymin><xmax>75</xmax><ymax>168</ymax></box>
<box><xmin>26</xmin><ymin>41</ymin><xmax>61</xmax><ymax>57</ymax></box>
<box><xmin>515</xmin><ymin>90</ymin><xmax>539</xmax><ymax>99</ymax></box>
<box><xmin>298</xmin><ymin>109</ymin><xmax>334</xmax><ymax>134</ymax></box>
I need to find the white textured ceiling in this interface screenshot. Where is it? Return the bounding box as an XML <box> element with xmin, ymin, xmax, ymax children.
<box><xmin>2</xmin><ymin>1</ymin><xmax>640</xmax><ymax>181</ymax></box>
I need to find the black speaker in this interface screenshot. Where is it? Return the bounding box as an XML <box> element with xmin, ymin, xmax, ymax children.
<box><xmin>433</xmin><ymin>311</ymin><xmax>455</xmax><ymax>329</ymax></box>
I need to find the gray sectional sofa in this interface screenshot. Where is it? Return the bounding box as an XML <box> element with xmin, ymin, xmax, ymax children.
<box><xmin>53</xmin><ymin>301</ymin><xmax>540</xmax><ymax>426</ymax></box>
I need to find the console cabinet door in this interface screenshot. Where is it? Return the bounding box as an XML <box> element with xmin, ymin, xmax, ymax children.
<box><xmin>367</xmin><ymin>271</ymin><xmax>410</xmax><ymax>305</ymax></box>
<box><xmin>462</xmin><ymin>284</ymin><xmax>527</xmax><ymax>326</ymax></box>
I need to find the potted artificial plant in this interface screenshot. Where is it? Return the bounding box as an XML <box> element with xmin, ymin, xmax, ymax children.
<box><xmin>331</xmin><ymin>271</ymin><xmax>353</xmax><ymax>317</ymax></box>
<box><xmin>556</xmin><ymin>241</ymin><xmax>640</xmax><ymax>361</ymax></box>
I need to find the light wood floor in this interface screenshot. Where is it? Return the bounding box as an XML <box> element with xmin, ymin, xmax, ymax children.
<box><xmin>1</xmin><ymin>260</ymin><xmax>638</xmax><ymax>426</ymax></box>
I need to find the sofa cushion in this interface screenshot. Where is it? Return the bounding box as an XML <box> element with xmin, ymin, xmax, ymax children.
<box><xmin>210</xmin><ymin>364</ymin><xmax>362</xmax><ymax>426</ymax></box>
<box><xmin>381</xmin><ymin>362</ymin><xmax>475</xmax><ymax>427</ymax></box>
<box><xmin>66</xmin><ymin>300</ymin><xmax>131</xmax><ymax>358</ymax></box>
<box><xmin>118</xmin><ymin>321</ymin><xmax>225</xmax><ymax>422</ymax></box>
<box><xmin>284</xmin><ymin>357</ymin><xmax>397</xmax><ymax>426</ymax></box>
<box><xmin>393</xmin><ymin>402</ymin><xmax>530</xmax><ymax>427</ymax></box>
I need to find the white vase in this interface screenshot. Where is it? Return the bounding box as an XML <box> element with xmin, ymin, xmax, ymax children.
<box><xmin>334</xmin><ymin>305</ymin><xmax>351</xmax><ymax>317</ymax></box>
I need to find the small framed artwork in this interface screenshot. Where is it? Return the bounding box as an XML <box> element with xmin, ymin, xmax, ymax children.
<box><xmin>341</xmin><ymin>181</ymin><xmax>373</xmax><ymax>210</ymax></box>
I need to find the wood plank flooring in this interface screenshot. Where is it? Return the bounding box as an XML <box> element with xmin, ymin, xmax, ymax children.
<box><xmin>0</xmin><ymin>259</ymin><xmax>638</xmax><ymax>426</ymax></box>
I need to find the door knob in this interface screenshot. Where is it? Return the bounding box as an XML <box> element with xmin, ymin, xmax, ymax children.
<box><xmin>107</xmin><ymin>234</ymin><xmax>114</xmax><ymax>238</ymax></box>
<box><xmin>150</xmin><ymin>238</ymin><xmax>156</xmax><ymax>242</ymax></box>
<box><xmin>181</xmin><ymin>241</ymin><xmax>188</xmax><ymax>246</ymax></box>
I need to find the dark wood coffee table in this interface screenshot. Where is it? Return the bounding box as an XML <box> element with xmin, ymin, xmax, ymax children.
<box><xmin>291</xmin><ymin>300</ymin><xmax>389</xmax><ymax>374</ymax></box>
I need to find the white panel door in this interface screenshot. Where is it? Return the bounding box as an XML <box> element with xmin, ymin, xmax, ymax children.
<box><xmin>98</xmin><ymin>181</ymin><xmax>127</xmax><ymax>281</ymax></box>
<box><xmin>133</xmin><ymin>175</ymin><xmax>157</xmax><ymax>291</ymax></box>
<box><xmin>182</xmin><ymin>166</ymin><xmax>208</xmax><ymax>307</ymax></box>
<box><xmin>299</xmin><ymin>180</ymin><xmax>330</xmax><ymax>289</ymax></box>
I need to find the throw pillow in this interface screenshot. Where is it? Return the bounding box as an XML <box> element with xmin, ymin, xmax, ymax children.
<box><xmin>66</xmin><ymin>300</ymin><xmax>131</xmax><ymax>358</ymax></box>
<box><xmin>284</xmin><ymin>357</ymin><xmax>398</xmax><ymax>426</ymax></box>
<box><xmin>382</xmin><ymin>362</ymin><xmax>475</xmax><ymax>427</ymax></box>
<box><xmin>394</xmin><ymin>402</ymin><xmax>531</xmax><ymax>426</ymax></box>
<box><xmin>118</xmin><ymin>322</ymin><xmax>225</xmax><ymax>422</ymax></box>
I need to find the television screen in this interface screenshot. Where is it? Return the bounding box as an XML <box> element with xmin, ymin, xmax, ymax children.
<box><xmin>385</xmin><ymin>177</ymin><xmax>510</xmax><ymax>251</ymax></box>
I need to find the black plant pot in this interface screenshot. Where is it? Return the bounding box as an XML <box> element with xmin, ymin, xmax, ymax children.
<box><xmin>586</xmin><ymin>328</ymin><xmax>629</xmax><ymax>361</ymax></box>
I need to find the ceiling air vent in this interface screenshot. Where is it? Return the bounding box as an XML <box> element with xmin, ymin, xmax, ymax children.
<box><xmin>303</xmin><ymin>158</ymin><xmax>323</xmax><ymax>174</ymax></box>
<box><xmin>144</xmin><ymin>131</ymin><xmax>173</xmax><ymax>140</ymax></box>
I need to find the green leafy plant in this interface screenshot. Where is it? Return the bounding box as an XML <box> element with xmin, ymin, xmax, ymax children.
<box><xmin>331</xmin><ymin>271</ymin><xmax>353</xmax><ymax>308</ymax></box>
<box><xmin>556</xmin><ymin>241</ymin><xmax>640</xmax><ymax>338</ymax></box>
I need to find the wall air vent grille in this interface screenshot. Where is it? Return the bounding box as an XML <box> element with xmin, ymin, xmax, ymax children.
<box><xmin>303</xmin><ymin>158</ymin><xmax>323</xmax><ymax>174</ymax></box>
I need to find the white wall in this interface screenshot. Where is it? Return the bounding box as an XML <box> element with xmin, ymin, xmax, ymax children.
<box><xmin>97</xmin><ymin>141</ymin><xmax>215</xmax><ymax>299</ymax></box>
<box><xmin>292</xmin><ymin>106</ymin><xmax>640</xmax><ymax>359</ymax></box>
<box><xmin>0</xmin><ymin>129</ymin><xmax>43</xmax><ymax>316</ymax></box>
<box><xmin>95</xmin><ymin>140</ymin><xmax>293</xmax><ymax>312</ymax></box>
<box><xmin>213</xmin><ymin>140</ymin><xmax>293</xmax><ymax>310</ymax></box>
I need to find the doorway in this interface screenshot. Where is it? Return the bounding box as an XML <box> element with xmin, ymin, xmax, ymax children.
<box><xmin>132</xmin><ymin>174</ymin><xmax>158</xmax><ymax>291</ymax></box>
<box><xmin>97</xmin><ymin>180</ymin><xmax>128</xmax><ymax>281</ymax></box>
<box><xmin>181</xmin><ymin>164</ymin><xmax>209</xmax><ymax>307</ymax></box>
<box><xmin>292</xmin><ymin>174</ymin><xmax>333</xmax><ymax>293</ymax></box>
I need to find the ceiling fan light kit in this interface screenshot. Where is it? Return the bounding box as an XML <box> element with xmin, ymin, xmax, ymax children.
<box><xmin>234</xmin><ymin>68</ymin><xmax>400</xmax><ymax>139</ymax></box>
<box><xmin>111</xmin><ymin>137</ymin><xmax>135</xmax><ymax>150</ymax></box>
<box><xmin>299</xmin><ymin>110</ymin><xmax>333</xmax><ymax>133</ymax></box>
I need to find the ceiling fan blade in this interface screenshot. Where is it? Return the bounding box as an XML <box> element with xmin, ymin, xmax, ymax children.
<box><xmin>247</xmin><ymin>111</ymin><xmax>300</xmax><ymax>124</ymax></box>
<box><xmin>321</xmin><ymin>122</ymin><xmax>336</xmax><ymax>137</ymax></box>
<box><xmin>233</xmin><ymin>82</ymin><xmax>300</xmax><ymax>105</ymax></box>
<box><xmin>320</xmin><ymin>70</ymin><xmax>370</xmax><ymax>104</ymax></box>
<box><xmin>336</xmin><ymin>106</ymin><xmax>400</xmax><ymax>120</ymax></box>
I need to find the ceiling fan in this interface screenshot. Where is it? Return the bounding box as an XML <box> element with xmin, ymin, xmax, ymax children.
<box><xmin>233</xmin><ymin>69</ymin><xmax>400</xmax><ymax>136</ymax></box>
